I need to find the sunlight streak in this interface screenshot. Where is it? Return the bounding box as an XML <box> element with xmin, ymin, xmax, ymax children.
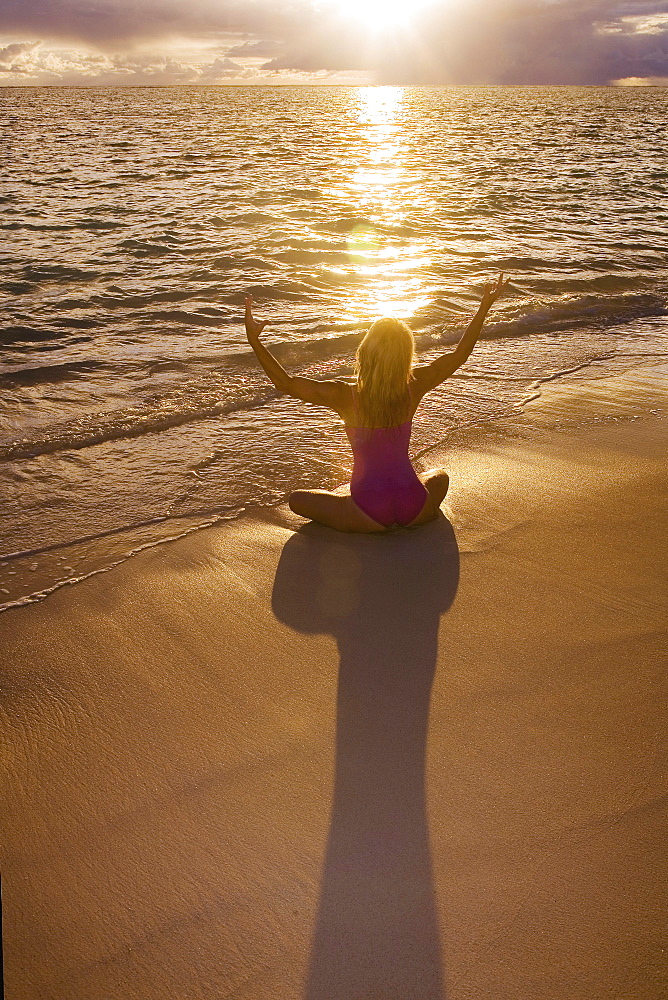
<box><xmin>340</xmin><ymin>87</ymin><xmax>432</xmax><ymax>319</ymax></box>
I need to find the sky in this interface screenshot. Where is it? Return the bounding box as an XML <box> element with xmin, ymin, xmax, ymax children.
<box><xmin>0</xmin><ymin>0</ymin><xmax>667</xmax><ymax>86</ymax></box>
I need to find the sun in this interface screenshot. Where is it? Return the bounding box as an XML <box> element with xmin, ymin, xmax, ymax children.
<box><xmin>331</xmin><ymin>0</ymin><xmax>430</xmax><ymax>32</ymax></box>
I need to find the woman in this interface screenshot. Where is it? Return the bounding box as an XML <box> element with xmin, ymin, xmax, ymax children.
<box><xmin>244</xmin><ymin>273</ymin><xmax>508</xmax><ymax>532</ymax></box>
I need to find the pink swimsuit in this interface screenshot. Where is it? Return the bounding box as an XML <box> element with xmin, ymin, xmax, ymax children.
<box><xmin>346</xmin><ymin>402</ymin><xmax>429</xmax><ymax>527</ymax></box>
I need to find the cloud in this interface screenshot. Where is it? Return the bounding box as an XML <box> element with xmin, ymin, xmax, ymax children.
<box><xmin>0</xmin><ymin>42</ymin><xmax>259</xmax><ymax>84</ymax></box>
<box><xmin>226</xmin><ymin>38</ymin><xmax>283</xmax><ymax>59</ymax></box>
<box><xmin>0</xmin><ymin>0</ymin><xmax>667</xmax><ymax>86</ymax></box>
<box><xmin>0</xmin><ymin>39</ymin><xmax>42</xmax><ymax>73</ymax></box>
<box><xmin>0</xmin><ymin>40</ymin><xmax>39</xmax><ymax>62</ymax></box>
<box><xmin>199</xmin><ymin>56</ymin><xmax>245</xmax><ymax>80</ymax></box>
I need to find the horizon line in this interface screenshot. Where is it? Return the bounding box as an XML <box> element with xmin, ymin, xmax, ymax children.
<box><xmin>1</xmin><ymin>82</ymin><xmax>666</xmax><ymax>89</ymax></box>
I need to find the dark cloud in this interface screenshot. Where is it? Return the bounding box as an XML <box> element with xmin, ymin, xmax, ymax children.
<box><xmin>262</xmin><ymin>16</ymin><xmax>379</xmax><ymax>73</ymax></box>
<box><xmin>199</xmin><ymin>55</ymin><xmax>245</xmax><ymax>79</ymax></box>
<box><xmin>261</xmin><ymin>1</ymin><xmax>668</xmax><ymax>85</ymax></box>
<box><xmin>226</xmin><ymin>38</ymin><xmax>284</xmax><ymax>58</ymax></box>
<box><xmin>0</xmin><ymin>0</ymin><xmax>667</xmax><ymax>84</ymax></box>
<box><xmin>0</xmin><ymin>0</ymin><xmax>309</xmax><ymax>48</ymax></box>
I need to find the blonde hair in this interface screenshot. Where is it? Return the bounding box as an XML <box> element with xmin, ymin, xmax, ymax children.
<box><xmin>353</xmin><ymin>317</ymin><xmax>415</xmax><ymax>427</ymax></box>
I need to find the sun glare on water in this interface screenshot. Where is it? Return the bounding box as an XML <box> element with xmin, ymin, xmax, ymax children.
<box><xmin>335</xmin><ymin>88</ymin><xmax>433</xmax><ymax>319</ymax></box>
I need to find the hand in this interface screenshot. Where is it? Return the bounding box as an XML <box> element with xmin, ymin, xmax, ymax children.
<box><xmin>244</xmin><ymin>294</ymin><xmax>268</xmax><ymax>343</ymax></box>
<box><xmin>480</xmin><ymin>273</ymin><xmax>510</xmax><ymax>311</ymax></box>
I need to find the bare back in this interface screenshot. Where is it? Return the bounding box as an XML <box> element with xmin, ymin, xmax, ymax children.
<box><xmin>334</xmin><ymin>378</ymin><xmax>426</xmax><ymax>429</ymax></box>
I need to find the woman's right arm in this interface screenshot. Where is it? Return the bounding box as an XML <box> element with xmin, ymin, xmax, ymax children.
<box><xmin>244</xmin><ymin>294</ymin><xmax>348</xmax><ymax>411</ymax></box>
<box><xmin>413</xmin><ymin>273</ymin><xmax>509</xmax><ymax>397</ymax></box>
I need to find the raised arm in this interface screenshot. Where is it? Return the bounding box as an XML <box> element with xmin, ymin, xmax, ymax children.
<box><xmin>243</xmin><ymin>294</ymin><xmax>348</xmax><ymax>411</ymax></box>
<box><xmin>413</xmin><ymin>273</ymin><xmax>509</xmax><ymax>397</ymax></box>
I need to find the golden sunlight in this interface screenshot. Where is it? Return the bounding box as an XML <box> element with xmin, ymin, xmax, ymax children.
<box><xmin>357</xmin><ymin>85</ymin><xmax>404</xmax><ymax>128</ymax></box>
<box><xmin>338</xmin><ymin>87</ymin><xmax>432</xmax><ymax>319</ymax></box>
<box><xmin>332</xmin><ymin>0</ymin><xmax>431</xmax><ymax>32</ymax></box>
<box><xmin>351</xmin><ymin>88</ymin><xmax>404</xmax><ymax>205</ymax></box>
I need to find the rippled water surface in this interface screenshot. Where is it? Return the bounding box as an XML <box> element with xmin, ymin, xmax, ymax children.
<box><xmin>1</xmin><ymin>85</ymin><xmax>667</xmax><ymax>608</ymax></box>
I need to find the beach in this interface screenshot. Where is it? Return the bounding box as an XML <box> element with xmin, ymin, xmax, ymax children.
<box><xmin>2</xmin><ymin>362</ymin><xmax>666</xmax><ymax>999</ymax></box>
<box><xmin>3</xmin><ymin>84</ymin><xmax>668</xmax><ymax>611</ymax></box>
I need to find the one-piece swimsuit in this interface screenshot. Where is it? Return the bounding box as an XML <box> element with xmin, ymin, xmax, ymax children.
<box><xmin>346</xmin><ymin>388</ymin><xmax>428</xmax><ymax>527</ymax></box>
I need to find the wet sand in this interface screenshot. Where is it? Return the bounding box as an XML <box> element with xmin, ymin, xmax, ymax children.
<box><xmin>1</xmin><ymin>365</ymin><xmax>666</xmax><ymax>999</ymax></box>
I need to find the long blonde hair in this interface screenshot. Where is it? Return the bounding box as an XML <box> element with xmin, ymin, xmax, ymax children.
<box><xmin>353</xmin><ymin>317</ymin><xmax>415</xmax><ymax>427</ymax></box>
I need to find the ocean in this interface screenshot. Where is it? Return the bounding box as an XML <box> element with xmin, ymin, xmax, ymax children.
<box><xmin>1</xmin><ymin>84</ymin><xmax>667</xmax><ymax>610</ymax></box>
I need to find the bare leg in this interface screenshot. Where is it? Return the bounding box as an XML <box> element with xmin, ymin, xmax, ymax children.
<box><xmin>406</xmin><ymin>469</ymin><xmax>450</xmax><ymax>527</ymax></box>
<box><xmin>423</xmin><ymin>468</ymin><xmax>450</xmax><ymax>507</ymax></box>
<box><xmin>289</xmin><ymin>489</ymin><xmax>387</xmax><ymax>534</ymax></box>
<box><xmin>289</xmin><ymin>470</ymin><xmax>449</xmax><ymax>533</ymax></box>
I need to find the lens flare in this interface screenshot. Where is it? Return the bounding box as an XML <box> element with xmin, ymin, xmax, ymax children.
<box><xmin>346</xmin><ymin>223</ymin><xmax>380</xmax><ymax>259</ymax></box>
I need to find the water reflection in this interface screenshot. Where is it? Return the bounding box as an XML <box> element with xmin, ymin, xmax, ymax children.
<box><xmin>339</xmin><ymin>87</ymin><xmax>432</xmax><ymax>319</ymax></box>
<box><xmin>272</xmin><ymin>516</ymin><xmax>459</xmax><ymax>999</ymax></box>
<box><xmin>357</xmin><ymin>85</ymin><xmax>404</xmax><ymax>128</ymax></box>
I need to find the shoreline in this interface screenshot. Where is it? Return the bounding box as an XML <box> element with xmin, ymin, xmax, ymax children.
<box><xmin>1</xmin><ymin>354</ymin><xmax>666</xmax><ymax>617</ymax></box>
<box><xmin>1</xmin><ymin>363</ymin><xmax>666</xmax><ymax>998</ymax></box>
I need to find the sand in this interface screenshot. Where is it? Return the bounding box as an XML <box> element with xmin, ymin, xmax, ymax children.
<box><xmin>1</xmin><ymin>363</ymin><xmax>666</xmax><ymax>1000</ymax></box>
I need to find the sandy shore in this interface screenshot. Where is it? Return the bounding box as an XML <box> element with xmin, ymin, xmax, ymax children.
<box><xmin>1</xmin><ymin>364</ymin><xmax>667</xmax><ymax>999</ymax></box>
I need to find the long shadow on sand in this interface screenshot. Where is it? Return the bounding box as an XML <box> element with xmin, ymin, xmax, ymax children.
<box><xmin>272</xmin><ymin>514</ymin><xmax>459</xmax><ymax>1000</ymax></box>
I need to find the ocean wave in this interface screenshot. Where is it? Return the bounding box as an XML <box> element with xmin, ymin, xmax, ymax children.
<box><xmin>211</xmin><ymin>254</ymin><xmax>281</xmax><ymax>271</ymax></box>
<box><xmin>0</xmin><ymin>360</ymin><xmax>105</xmax><ymax>387</ymax></box>
<box><xmin>311</xmin><ymin>216</ymin><xmax>419</xmax><ymax>238</ymax></box>
<box><xmin>52</xmin><ymin>317</ymin><xmax>102</xmax><ymax>330</ymax></box>
<box><xmin>230</xmin><ymin>292</ymin><xmax>668</xmax><ymax>364</ymax></box>
<box><xmin>282</xmin><ymin>187</ymin><xmax>325</xmax><ymax>200</ymax></box>
<box><xmin>91</xmin><ymin>288</ymin><xmax>195</xmax><ymax>308</ymax></box>
<box><xmin>118</xmin><ymin>239</ymin><xmax>177</xmax><ymax>257</ymax></box>
<box><xmin>483</xmin><ymin>292</ymin><xmax>666</xmax><ymax>341</ymax></box>
<box><xmin>145</xmin><ymin>359</ymin><xmax>190</xmax><ymax>374</ymax></box>
<box><xmin>243</xmin><ymin>282</ymin><xmax>320</xmax><ymax>302</ymax></box>
<box><xmin>0</xmin><ymin>281</ymin><xmax>38</xmax><ymax>294</ymax></box>
<box><xmin>209</xmin><ymin>212</ymin><xmax>277</xmax><ymax>227</ymax></box>
<box><xmin>0</xmin><ymin>325</ymin><xmax>65</xmax><ymax>344</ymax></box>
<box><xmin>79</xmin><ymin>219</ymin><xmax>123</xmax><ymax>231</ymax></box>
<box><xmin>139</xmin><ymin>308</ymin><xmax>227</xmax><ymax>328</ymax></box>
<box><xmin>17</xmin><ymin>264</ymin><xmax>102</xmax><ymax>283</ymax></box>
<box><xmin>0</xmin><ymin>385</ymin><xmax>272</xmax><ymax>462</ymax></box>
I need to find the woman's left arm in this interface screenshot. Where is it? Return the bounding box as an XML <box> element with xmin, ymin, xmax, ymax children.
<box><xmin>244</xmin><ymin>295</ymin><xmax>347</xmax><ymax>410</ymax></box>
<box><xmin>412</xmin><ymin>273</ymin><xmax>509</xmax><ymax>397</ymax></box>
